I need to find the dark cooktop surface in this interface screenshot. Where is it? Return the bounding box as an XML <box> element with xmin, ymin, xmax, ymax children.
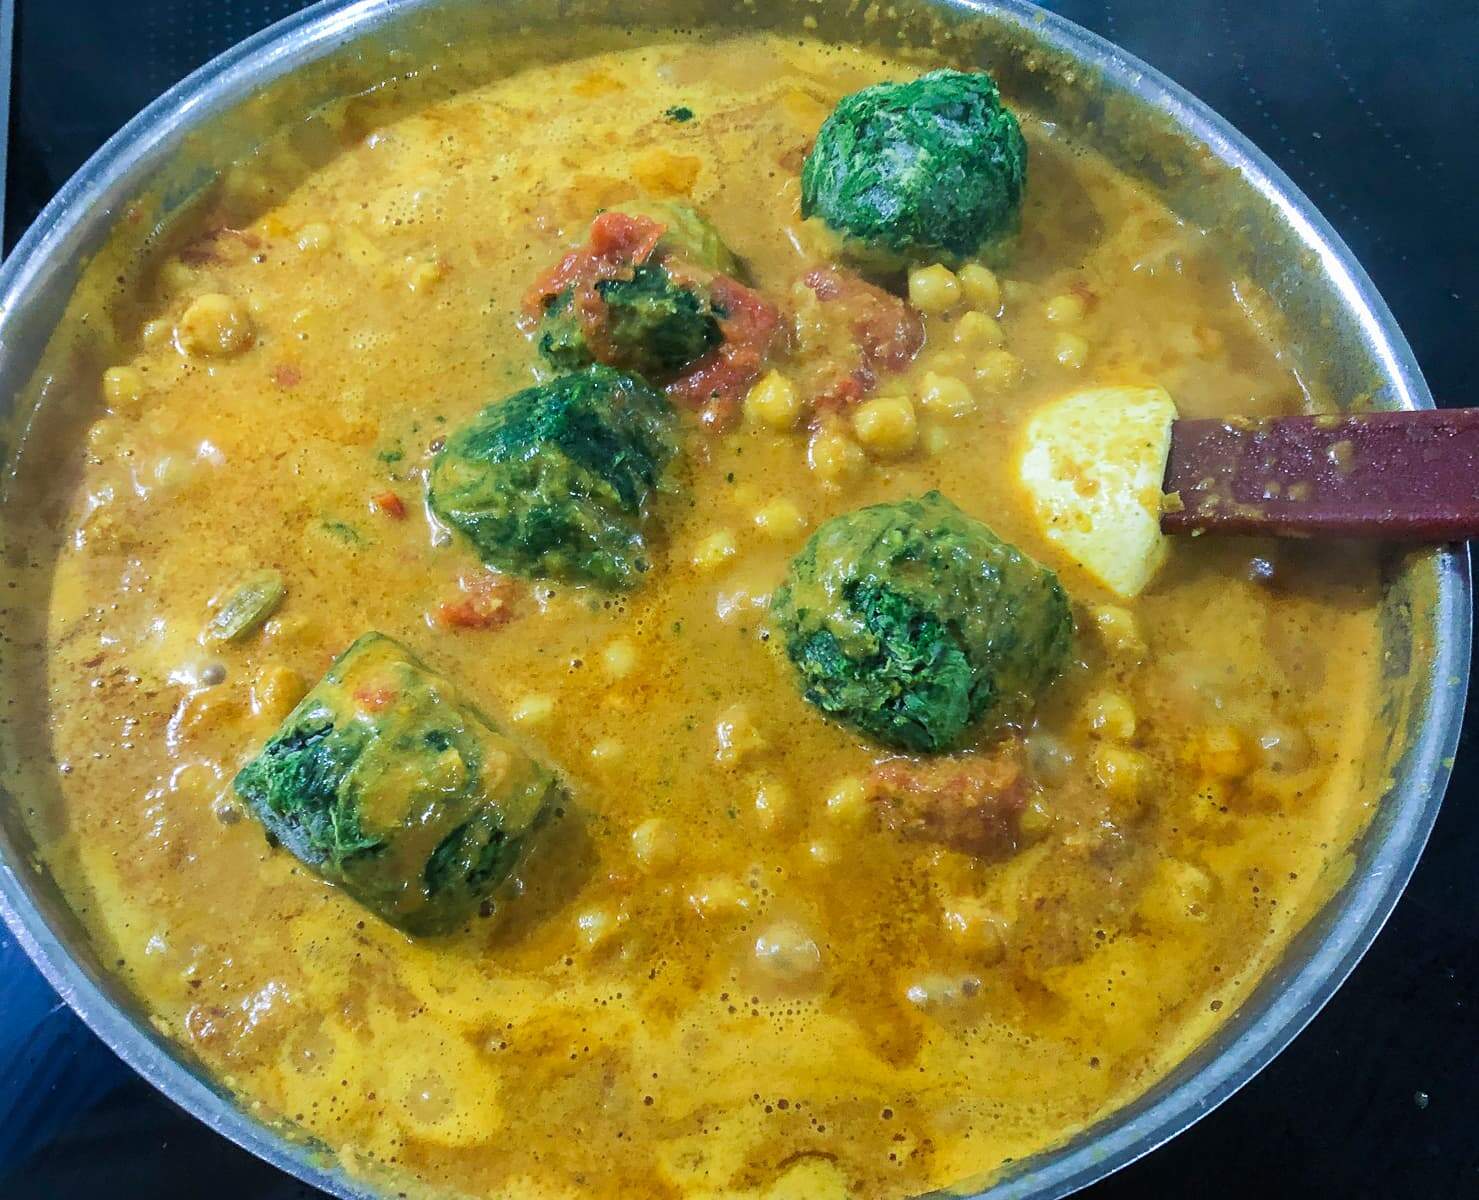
<box><xmin>2</xmin><ymin>1</ymin><xmax>1475</xmax><ymax>1196</ymax></box>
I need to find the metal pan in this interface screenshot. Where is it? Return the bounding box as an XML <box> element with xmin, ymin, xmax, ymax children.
<box><xmin>0</xmin><ymin>1</ymin><xmax>1467</xmax><ymax>1196</ymax></box>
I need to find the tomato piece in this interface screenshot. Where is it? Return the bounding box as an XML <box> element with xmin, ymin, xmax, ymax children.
<box><xmin>665</xmin><ymin>274</ymin><xmax>782</xmax><ymax>429</ymax></box>
<box><xmin>523</xmin><ymin>212</ymin><xmax>667</xmax><ymax>315</ymax></box>
<box><xmin>868</xmin><ymin>744</ymin><xmax>1028</xmax><ymax>859</ymax></box>
<box><xmin>431</xmin><ymin>573</ymin><xmax>520</xmax><ymax>632</ymax></box>
<box><xmin>371</xmin><ymin>490</ymin><xmax>406</xmax><ymax>519</ymax></box>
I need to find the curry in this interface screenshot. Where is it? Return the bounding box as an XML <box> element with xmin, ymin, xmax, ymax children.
<box><xmin>20</xmin><ymin>28</ymin><xmax>1384</xmax><ymax>1200</ymax></box>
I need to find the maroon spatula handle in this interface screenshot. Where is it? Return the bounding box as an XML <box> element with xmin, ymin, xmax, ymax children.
<box><xmin>1162</xmin><ymin>408</ymin><xmax>1479</xmax><ymax>539</ymax></box>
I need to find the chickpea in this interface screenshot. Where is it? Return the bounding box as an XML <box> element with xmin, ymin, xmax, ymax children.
<box><xmin>1197</xmin><ymin>726</ymin><xmax>1253</xmax><ymax>780</ymax></box>
<box><xmin>589</xmin><ymin>738</ymin><xmax>625</xmax><ymax>763</ymax></box>
<box><xmin>176</xmin><ymin>293</ymin><xmax>254</xmax><ymax>357</ymax></box>
<box><xmin>630</xmin><ymin>818</ymin><xmax>678</xmax><ymax>871</ymax></box>
<box><xmin>752</xmin><ymin>776</ymin><xmax>793</xmax><ymax>832</ymax></box>
<box><xmin>296</xmin><ymin>222</ymin><xmax>334</xmax><ymax>253</ymax></box>
<box><xmin>907</xmin><ymin>264</ymin><xmax>961</xmax><ymax>314</ymax></box>
<box><xmin>688</xmin><ymin>877</ymin><xmax>751</xmax><ymax>918</ymax></box>
<box><xmin>575</xmin><ymin>904</ymin><xmax>626</xmax><ymax>949</ymax></box>
<box><xmin>1141</xmin><ymin>858</ymin><xmax>1213</xmax><ymax>926</ymax></box>
<box><xmin>917</xmin><ymin>372</ymin><xmax>976</xmax><ymax>419</ymax></box>
<box><xmin>851</xmin><ymin>395</ymin><xmax>918</xmax><ymax>458</ymax></box>
<box><xmin>1018</xmin><ymin>795</ymin><xmax>1054</xmax><ymax>838</ymax></box>
<box><xmin>1085</xmin><ymin>691</ymin><xmax>1137</xmax><ymax>740</ymax></box>
<box><xmin>602</xmin><ymin>638</ymin><xmax>638</xmax><ymax>679</ymax></box>
<box><xmin>824</xmin><ymin>776</ymin><xmax>870</xmax><ymax>827</ymax></box>
<box><xmin>752</xmin><ymin>921</ymin><xmax>822</xmax><ymax>983</ymax></box>
<box><xmin>975</xmin><ymin>348</ymin><xmax>1025</xmax><ymax>391</ymax></box>
<box><xmin>1093</xmin><ymin>744</ymin><xmax>1150</xmax><ymax>815</ymax></box>
<box><xmin>744</xmin><ymin>370</ymin><xmax>801</xmax><ymax>431</ymax></box>
<box><xmin>101</xmin><ymin>366</ymin><xmax>147</xmax><ymax>416</ymax></box>
<box><xmin>715</xmin><ymin>703</ymin><xmax>767</xmax><ymax>766</ymax></box>
<box><xmin>1054</xmin><ymin>332</ymin><xmax>1090</xmax><ymax>370</ymax></box>
<box><xmin>953</xmin><ymin>310</ymin><xmax>1004</xmax><ymax>350</ymax></box>
<box><xmin>250</xmin><ymin>664</ymin><xmax>306</xmax><ymax>723</ymax></box>
<box><xmin>941</xmin><ymin>899</ymin><xmax>1008</xmax><ymax>966</ymax></box>
<box><xmin>807</xmin><ymin>839</ymin><xmax>839</xmax><ymax>866</ymax></box>
<box><xmin>957</xmin><ymin>263</ymin><xmax>1002</xmax><ymax>313</ymax></box>
<box><xmin>753</xmin><ymin>498</ymin><xmax>806</xmax><ymax>540</ymax></box>
<box><xmin>406</xmin><ymin>258</ymin><xmax>445</xmax><ymax>293</ymax></box>
<box><xmin>510</xmin><ymin>693</ymin><xmax>554</xmax><ymax>726</ymax></box>
<box><xmin>807</xmin><ymin>422</ymin><xmax>866</xmax><ymax>488</ymax></box>
<box><xmin>691</xmin><ymin>529</ymin><xmax>738</xmax><ymax>571</ymax></box>
<box><xmin>1092</xmin><ymin>604</ymin><xmax>1147</xmax><ymax>659</ymax></box>
<box><xmin>1045</xmin><ymin>292</ymin><xmax>1088</xmax><ymax>324</ymax></box>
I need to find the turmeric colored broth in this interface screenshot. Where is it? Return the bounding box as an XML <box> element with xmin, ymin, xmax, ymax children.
<box><xmin>28</xmin><ymin>31</ymin><xmax>1384</xmax><ymax>1199</ymax></box>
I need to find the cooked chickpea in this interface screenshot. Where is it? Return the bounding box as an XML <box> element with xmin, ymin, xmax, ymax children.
<box><xmin>917</xmin><ymin>372</ymin><xmax>976</xmax><ymax>419</ymax></box>
<box><xmin>752</xmin><ymin>921</ymin><xmax>822</xmax><ymax>983</ymax></box>
<box><xmin>953</xmin><ymin>310</ymin><xmax>1004</xmax><ymax>350</ymax></box>
<box><xmin>907</xmin><ymin>263</ymin><xmax>961</xmax><ymax>314</ymax></box>
<box><xmin>250</xmin><ymin>664</ymin><xmax>306</xmax><ymax>723</ymax></box>
<box><xmin>715</xmin><ymin>704</ymin><xmax>767</xmax><ymax>766</ymax></box>
<box><xmin>296</xmin><ymin>222</ymin><xmax>334</xmax><ymax>253</ymax></box>
<box><xmin>1085</xmin><ymin>691</ymin><xmax>1137</xmax><ymax>741</ymax></box>
<box><xmin>101</xmin><ymin>366</ymin><xmax>147</xmax><ymax>416</ymax></box>
<box><xmin>177</xmin><ymin>293</ymin><xmax>255</xmax><ymax>358</ymax></box>
<box><xmin>957</xmin><ymin>263</ymin><xmax>1002</xmax><ymax>313</ymax></box>
<box><xmin>510</xmin><ymin>693</ymin><xmax>554</xmax><ymax>726</ymax></box>
<box><xmin>691</xmin><ymin>529</ymin><xmax>738</xmax><ymax>571</ymax></box>
<box><xmin>1093</xmin><ymin>744</ymin><xmax>1150</xmax><ymax>813</ymax></box>
<box><xmin>630</xmin><ymin>818</ymin><xmax>678</xmax><ymax>871</ymax></box>
<box><xmin>941</xmin><ymin>899</ymin><xmax>1008</xmax><ymax>966</ymax></box>
<box><xmin>851</xmin><ymin>395</ymin><xmax>918</xmax><ymax>458</ymax></box>
<box><xmin>807</xmin><ymin>839</ymin><xmax>839</xmax><ymax>866</ymax></box>
<box><xmin>752</xmin><ymin>776</ymin><xmax>793</xmax><ymax>832</ymax></box>
<box><xmin>575</xmin><ymin>904</ymin><xmax>626</xmax><ymax>949</ymax></box>
<box><xmin>602</xmin><ymin>638</ymin><xmax>638</xmax><ymax>679</ymax></box>
<box><xmin>160</xmin><ymin>260</ymin><xmax>199</xmax><ymax>293</ymax></box>
<box><xmin>1092</xmin><ymin>605</ymin><xmax>1147</xmax><ymax>658</ymax></box>
<box><xmin>1018</xmin><ymin>795</ymin><xmax>1054</xmax><ymax>838</ymax></box>
<box><xmin>688</xmin><ymin>877</ymin><xmax>751</xmax><ymax>918</ymax></box>
<box><xmin>589</xmin><ymin>738</ymin><xmax>625</xmax><ymax>763</ymax></box>
<box><xmin>824</xmin><ymin>776</ymin><xmax>869</xmax><ymax>826</ymax></box>
<box><xmin>807</xmin><ymin>423</ymin><xmax>866</xmax><ymax>487</ymax></box>
<box><xmin>1045</xmin><ymin>292</ymin><xmax>1087</xmax><ymax>324</ymax></box>
<box><xmin>975</xmin><ymin>348</ymin><xmax>1024</xmax><ymax>391</ymax></box>
<box><xmin>1141</xmin><ymin>858</ymin><xmax>1214</xmax><ymax>926</ymax></box>
<box><xmin>744</xmin><ymin>370</ymin><xmax>801</xmax><ymax>431</ymax></box>
<box><xmin>1054</xmin><ymin>332</ymin><xmax>1090</xmax><ymax>369</ymax></box>
<box><xmin>1197</xmin><ymin>726</ymin><xmax>1253</xmax><ymax>780</ymax></box>
<box><xmin>406</xmin><ymin>258</ymin><xmax>446</xmax><ymax>293</ymax></box>
<box><xmin>753</xmin><ymin>498</ymin><xmax>806</xmax><ymax>540</ymax></box>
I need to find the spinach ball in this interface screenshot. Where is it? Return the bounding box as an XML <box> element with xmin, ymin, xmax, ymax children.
<box><xmin>539</xmin><ymin>263</ymin><xmax>723</xmax><ymax>380</ymax></box>
<box><xmin>772</xmin><ymin>492</ymin><xmax>1072</xmax><ymax>753</ymax></box>
<box><xmin>429</xmin><ymin>366</ymin><xmax>679</xmax><ymax>589</ymax></box>
<box><xmin>234</xmin><ymin>633</ymin><xmax>558</xmax><ymax>936</ymax></box>
<box><xmin>801</xmin><ymin>69</ymin><xmax>1028</xmax><ymax>270</ymax></box>
<box><xmin>530</xmin><ymin>204</ymin><xmax>740</xmax><ymax>383</ymax></box>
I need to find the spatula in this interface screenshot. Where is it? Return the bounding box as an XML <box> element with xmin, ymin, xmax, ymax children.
<box><xmin>1162</xmin><ymin>408</ymin><xmax>1479</xmax><ymax>540</ymax></box>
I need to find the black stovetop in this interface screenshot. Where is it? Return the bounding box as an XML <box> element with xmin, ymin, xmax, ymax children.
<box><xmin>1</xmin><ymin>1</ymin><xmax>1475</xmax><ymax>1196</ymax></box>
